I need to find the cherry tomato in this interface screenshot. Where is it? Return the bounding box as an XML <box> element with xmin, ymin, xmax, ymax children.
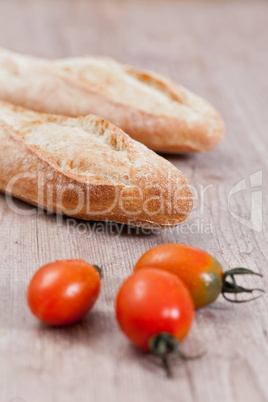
<box><xmin>134</xmin><ymin>244</ymin><xmax>262</xmax><ymax>308</ymax></box>
<box><xmin>116</xmin><ymin>268</ymin><xmax>194</xmax><ymax>371</ymax></box>
<box><xmin>27</xmin><ymin>259</ymin><xmax>101</xmax><ymax>326</ymax></box>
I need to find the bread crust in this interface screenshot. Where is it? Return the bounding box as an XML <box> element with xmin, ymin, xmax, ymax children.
<box><xmin>0</xmin><ymin>101</ymin><xmax>193</xmax><ymax>228</ymax></box>
<box><xmin>0</xmin><ymin>48</ymin><xmax>224</xmax><ymax>153</ymax></box>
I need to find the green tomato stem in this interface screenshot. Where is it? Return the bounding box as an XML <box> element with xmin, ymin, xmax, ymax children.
<box><xmin>149</xmin><ymin>333</ymin><xmax>205</xmax><ymax>377</ymax></box>
<box><xmin>93</xmin><ymin>265</ymin><xmax>103</xmax><ymax>279</ymax></box>
<box><xmin>149</xmin><ymin>333</ymin><xmax>179</xmax><ymax>378</ymax></box>
<box><xmin>222</xmin><ymin>268</ymin><xmax>264</xmax><ymax>303</ymax></box>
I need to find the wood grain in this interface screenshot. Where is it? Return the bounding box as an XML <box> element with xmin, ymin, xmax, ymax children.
<box><xmin>0</xmin><ymin>1</ymin><xmax>268</xmax><ymax>401</ymax></box>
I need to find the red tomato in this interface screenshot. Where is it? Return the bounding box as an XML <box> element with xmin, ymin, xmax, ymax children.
<box><xmin>115</xmin><ymin>268</ymin><xmax>194</xmax><ymax>354</ymax></box>
<box><xmin>27</xmin><ymin>259</ymin><xmax>101</xmax><ymax>326</ymax></box>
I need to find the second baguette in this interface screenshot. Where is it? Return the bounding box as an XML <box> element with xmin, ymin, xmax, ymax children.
<box><xmin>0</xmin><ymin>48</ymin><xmax>224</xmax><ymax>153</ymax></box>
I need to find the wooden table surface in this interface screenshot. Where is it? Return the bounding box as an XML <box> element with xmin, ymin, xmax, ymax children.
<box><xmin>1</xmin><ymin>0</ymin><xmax>268</xmax><ymax>401</ymax></box>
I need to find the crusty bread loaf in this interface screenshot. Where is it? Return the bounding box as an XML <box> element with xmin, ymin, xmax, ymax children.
<box><xmin>0</xmin><ymin>101</ymin><xmax>193</xmax><ymax>228</ymax></box>
<box><xmin>0</xmin><ymin>48</ymin><xmax>224</xmax><ymax>153</ymax></box>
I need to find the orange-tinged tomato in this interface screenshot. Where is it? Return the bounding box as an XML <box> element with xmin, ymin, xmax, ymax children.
<box><xmin>27</xmin><ymin>259</ymin><xmax>101</xmax><ymax>326</ymax></box>
<box><xmin>134</xmin><ymin>244</ymin><xmax>263</xmax><ymax>308</ymax></box>
<box><xmin>134</xmin><ymin>244</ymin><xmax>222</xmax><ymax>308</ymax></box>
<box><xmin>115</xmin><ymin>268</ymin><xmax>194</xmax><ymax>353</ymax></box>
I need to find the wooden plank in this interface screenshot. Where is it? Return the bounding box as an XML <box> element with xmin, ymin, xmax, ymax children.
<box><xmin>0</xmin><ymin>1</ymin><xmax>268</xmax><ymax>401</ymax></box>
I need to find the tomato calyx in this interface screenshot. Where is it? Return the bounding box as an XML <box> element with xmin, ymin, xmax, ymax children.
<box><xmin>149</xmin><ymin>332</ymin><xmax>202</xmax><ymax>377</ymax></box>
<box><xmin>222</xmin><ymin>268</ymin><xmax>264</xmax><ymax>303</ymax></box>
<box><xmin>93</xmin><ymin>265</ymin><xmax>103</xmax><ymax>279</ymax></box>
<box><xmin>149</xmin><ymin>333</ymin><xmax>179</xmax><ymax>377</ymax></box>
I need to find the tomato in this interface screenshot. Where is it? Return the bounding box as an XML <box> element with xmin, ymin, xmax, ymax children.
<box><xmin>116</xmin><ymin>268</ymin><xmax>194</xmax><ymax>374</ymax></box>
<box><xmin>27</xmin><ymin>259</ymin><xmax>101</xmax><ymax>326</ymax></box>
<box><xmin>134</xmin><ymin>244</ymin><xmax>262</xmax><ymax>308</ymax></box>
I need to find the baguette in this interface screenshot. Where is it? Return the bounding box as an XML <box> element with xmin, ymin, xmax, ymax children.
<box><xmin>0</xmin><ymin>101</ymin><xmax>193</xmax><ymax>228</ymax></box>
<box><xmin>0</xmin><ymin>48</ymin><xmax>224</xmax><ymax>153</ymax></box>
